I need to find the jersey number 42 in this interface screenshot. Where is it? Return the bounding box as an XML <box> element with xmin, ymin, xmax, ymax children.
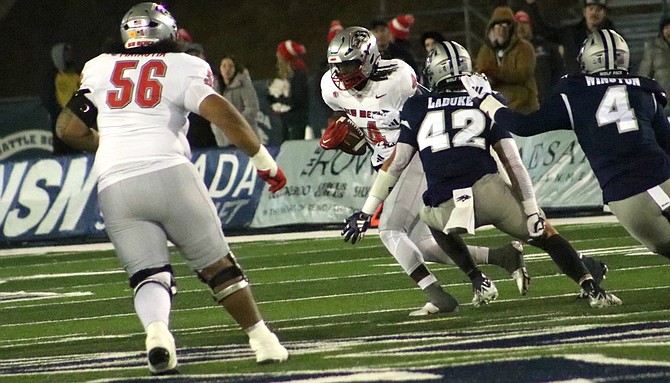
<box><xmin>418</xmin><ymin>109</ymin><xmax>487</xmax><ymax>152</ymax></box>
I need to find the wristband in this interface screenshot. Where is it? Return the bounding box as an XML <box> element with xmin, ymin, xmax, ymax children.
<box><xmin>251</xmin><ymin>145</ymin><xmax>277</xmax><ymax>173</ymax></box>
<box><xmin>480</xmin><ymin>94</ymin><xmax>506</xmax><ymax>120</ymax></box>
<box><xmin>522</xmin><ymin>199</ymin><xmax>539</xmax><ymax>216</ymax></box>
<box><xmin>362</xmin><ymin>196</ymin><xmax>383</xmax><ymax>215</ymax></box>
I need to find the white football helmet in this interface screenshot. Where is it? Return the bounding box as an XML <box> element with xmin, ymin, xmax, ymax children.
<box><xmin>327</xmin><ymin>27</ymin><xmax>381</xmax><ymax>90</ymax></box>
<box><xmin>424</xmin><ymin>40</ymin><xmax>472</xmax><ymax>90</ymax></box>
<box><xmin>120</xmin><ymin>2</ymin><xmax>178</xmax><ymax>49</ymax></box>
<box><xmin>578</xmin><ymin>29</ymin><xmax>629</xmax><ymax>74</ymax></box>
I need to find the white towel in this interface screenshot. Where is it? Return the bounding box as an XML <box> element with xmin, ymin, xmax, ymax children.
<box><xmin>445</xmin><ymin>187</ymin><xmax>475</xmax><ymax>234</ymax></box>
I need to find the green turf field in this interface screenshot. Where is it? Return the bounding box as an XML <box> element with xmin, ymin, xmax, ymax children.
<box><xmin>2</xmin><ymin>222</ymin><xmax>670</xmax><ymax>382</ymax></box>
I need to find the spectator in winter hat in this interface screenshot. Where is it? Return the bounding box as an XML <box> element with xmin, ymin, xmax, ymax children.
<box><xmin>370</xmin><ymin>18</ymin><xmax>419</xmax><ymax>75</ymax></box>
<box><xmin>388</xmin><ymin>14</ymin><xmax>415</xmax><ymax>52</ymax></box>
<box><xmin>328</xmin><ymin>20</ymin><xmax>344</xmax><ymax>43</ymax></box>
<box><xmin>269</xmin><ymin>40</ymin><xmax>310</xmax><ymax>141</ymax></box>
<box><xmin>176</xmin><ymin>28</ymin><xmax>192</xmax><ymax>51</ymax></box>
<box><xmin>276</xmin><ymin>40</ymin><xmax>307</xmax><ymax>71</ymax></box>
<box><xmin>475</xmin><ymin>6</ymin><xmax>539</xmax><ymax>113</ymax></box>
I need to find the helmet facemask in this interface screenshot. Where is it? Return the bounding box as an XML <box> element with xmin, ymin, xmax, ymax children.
<box><xmin>331</xmin><ymin>60</ymin><xmax>368</xmax><ymax>91</ymax></box>
<box><xmin>327</xmin><ymin>27</ymin><xmax>381</xmax><ymax>91</ymax></box>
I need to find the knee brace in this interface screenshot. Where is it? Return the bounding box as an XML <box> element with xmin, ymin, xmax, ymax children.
<box><xmin>198</xmin><ymin>252</ymin><xmax>249</xmax><ymax>303</ymax></box>
<box><xmin>129</xmin><ymin>265</ymin><xmax>177</xmax><ymax>298</ymax></box>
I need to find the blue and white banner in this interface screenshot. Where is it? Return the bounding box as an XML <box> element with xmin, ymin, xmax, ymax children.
<box><xmin>0</xmin><ymin>132</ymin><xmax>604</xmax><ymax>246</ymax></box>
<box><xmin>0</xmin><ymin>147</ymin><xmax>277</xmax><ymax>244</ymax></box>
<box><xmin>0</xmin><ymin>97</ymin><xmax>53</xmax><ymax>160</ymax></box>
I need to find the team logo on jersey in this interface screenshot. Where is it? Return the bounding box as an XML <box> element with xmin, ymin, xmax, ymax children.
<box><xmin>456</xmin><ymin>194</ymin><xmax>472</xmax><ymax>203</ymax></box>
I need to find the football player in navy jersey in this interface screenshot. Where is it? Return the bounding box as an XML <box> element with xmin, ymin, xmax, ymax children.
<box><xmin>324</xmin><ymin>27</ymin><xmax>531</xmax><ymax>314</ymax></box>
<box><xmin>462</xmin><ymin>29</ymin><xmax>670</xmax><ymax>263</ymax></box>
<box><xmin>346</xmin><ymin>40</ymin><xmax>621</xmax><ymax>308</ymax></box>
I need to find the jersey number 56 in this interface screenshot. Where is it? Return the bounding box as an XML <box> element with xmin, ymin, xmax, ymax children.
<box><xmin>107</xmin><ymin>60</ymin><xmax>167</xmax><ymax>109</ymax></box>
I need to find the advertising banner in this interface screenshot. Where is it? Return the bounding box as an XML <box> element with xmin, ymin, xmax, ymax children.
<box><xmin>0</xmin><ymin>97</ymin><xmax>53</xmax><ymax>160</ymax></box>
<box><xmin>0</xmin><ymin>147</ymin><xmax>275</xmax><ymax>245</ymax></box>
<box><xmin>514</xmin><ymin>131</ymin><xmax>603</xmax><ymax>209</ymax></box>
<box><xmin>251</xmin><ymin>140</ymin><xmax>375</xmax><ymax>227</ymax></box>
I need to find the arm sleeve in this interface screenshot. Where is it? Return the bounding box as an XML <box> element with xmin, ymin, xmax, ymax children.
<box><xmin>494</xmin><ymin>93</ymin><xmax>572</xmax><ymax>136</ymax></box>
<box><xmin>495</xmin><ymin>137</ymin><xmax>537</xmax><ymax>209</ymax></box>
<box><xmin>386</xmin><ymin>142</ymin><xmax>415</xmax><ymax>178</ymax></box>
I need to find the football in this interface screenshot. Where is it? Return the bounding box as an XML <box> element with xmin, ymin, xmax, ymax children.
<box><xmin>320</xmin><ymin>113</ymin><xmax>367</xmax><ymax>156</ymax></box>
<box><xmin>337</xmin><ymin>118</ymin><xmax>367</xmax><ymax>156</ymax></box>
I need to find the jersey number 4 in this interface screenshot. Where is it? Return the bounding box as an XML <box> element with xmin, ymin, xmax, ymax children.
<box><xmin>596</xmin><ymin>85</ymin><xmax>639</xmax><ymax>133</ymax></box>
<box><xmin>417</xmin><ymin>109</ymin><xmax>487</xmax><ymax>152</ymax></box>
<box><xmin>107</xmin><ymin>60</ymin><xmax>166</xmax><ymax>109</ymax></box>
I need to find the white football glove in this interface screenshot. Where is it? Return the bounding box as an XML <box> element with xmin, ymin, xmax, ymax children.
<box><xmin>526</xmin><ymin>212</ymin><xmax>546</xmax><ymax>240</ymax></box>
<box><xmin>460</xmin><ymin>73</ymin><xmax>493</xmax><ymax>106</ymax></box>
<box><xmin>372</xmin><ymin>109</ymin><xmax>401</xmax><ymax>128</ymax></box>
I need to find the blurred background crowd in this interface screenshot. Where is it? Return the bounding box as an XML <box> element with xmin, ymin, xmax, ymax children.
<box><xmin>0</xmin><ymin>0</ymin><xmax>667</xmax><ymax>152</ymax></box>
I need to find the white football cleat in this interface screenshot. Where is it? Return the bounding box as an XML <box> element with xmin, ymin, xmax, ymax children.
<box><xmin>145</xmin><ymin>321</ymin><xmax>178</xmax><ymax>375</ymax></box>
<box><xmin>409</xmin><ymin>302</ymin><xmax>441</xmax><ymax>316</ymax></box>
<box><xmin>588</xmin><ymin>289</ymin><xmax>623</xmax><ymax>308</ymax></box>
<box><xmin>249</xmin><ymin>332</ymin><xmax>289</xmax><ymax>364</ymax></box>
<box><xmin>472</xmin><ymin>275</ymin><xmax>498</xmax><ymax>307</ymax></box>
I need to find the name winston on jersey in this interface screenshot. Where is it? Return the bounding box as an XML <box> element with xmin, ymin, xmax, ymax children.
<box><xmin>585</xmin><ymin>76</ymin><xmax>641</xmax><ymax>87</ymax></box>
<box><xmin>427</xmin><ymin>95</ymin><xmax>473</xmax><ymax>109</ymax></box>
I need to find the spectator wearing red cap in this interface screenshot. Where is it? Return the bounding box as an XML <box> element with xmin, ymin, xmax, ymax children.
<box><xmin>176</xmin><ymin>28</ymin><xmax>192</xmax><ymax>52</ymax></box>
<box><xmin>388</xmin><ymin>14</ymin><xmax>415</xmax><ymax>53</ymax></box>
<box><xmin>514</xmin><ymin>10</ymin><xmax>565</xmax><ymax>105</ymax></box>
<box><xmin>268</xmin><ymin>40</ymin><xmax>310</xmax><ymax>142</ymax></box>
<box><xmin>370</xmin><ymin>18</ymin><xmax>419</xmax><ymax>75</ymax></box>
<box><xmin>328</xmin><ymin>20</ymin><xmax>344</xmax><ymax>43</ymax></box>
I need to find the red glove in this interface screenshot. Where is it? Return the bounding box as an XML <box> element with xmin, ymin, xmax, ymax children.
<box><xmin>320</xmin><ymin>116</ymin><xmax>351</xmax><ymax>150</ymax></box>
<box><xmin>257</xmin><ymin>167</ymin><xmax>286</xmax><ymax>193</ymax></box>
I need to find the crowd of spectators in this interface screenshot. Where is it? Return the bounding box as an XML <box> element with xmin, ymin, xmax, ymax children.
<box><xmin>38</xmin><ymin>2</ymin><xmax>670</xmax><ymax>154</ymax></box>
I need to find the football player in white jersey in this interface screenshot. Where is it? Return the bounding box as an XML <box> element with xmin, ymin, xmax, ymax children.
<box><xmin>55</xmin><ymin>2</ymin><xmax>288</xmax><ymax>374</ymax></box>
<box><xmin>320</xmin><ymin>27</ymin><xmax>529</xmax><ymax>315</ymax></box>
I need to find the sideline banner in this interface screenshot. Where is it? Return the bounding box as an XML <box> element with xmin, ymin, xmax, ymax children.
<box><xmin>0</xmin><ymin>97</ymin><xmax>53</xmax><ymax>160</ymax></box>
<box><xmin>0</xmin><ymin>147</ymin><xmax>276</xmax><ymax>245</ymax></box>
<box><xmin>514</xmin><ymin>131</ymin><xmax>603</xmax><ymax>209</ymax></box>
<box><xmin>251</xmin><ymin>140</ymin><xmax>375</xmax><ymax>227</ymax></box>
<box><xmin>0</xmin><ymin>132</ymin><xmax>603</xmax><ymax>246</ymax></box>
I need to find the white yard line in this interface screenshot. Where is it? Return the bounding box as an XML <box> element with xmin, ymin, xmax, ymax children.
<box><xmin>0</xmin><ymin>215</ymin><xmax>620</xmax><ymax>257</ymax></box>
